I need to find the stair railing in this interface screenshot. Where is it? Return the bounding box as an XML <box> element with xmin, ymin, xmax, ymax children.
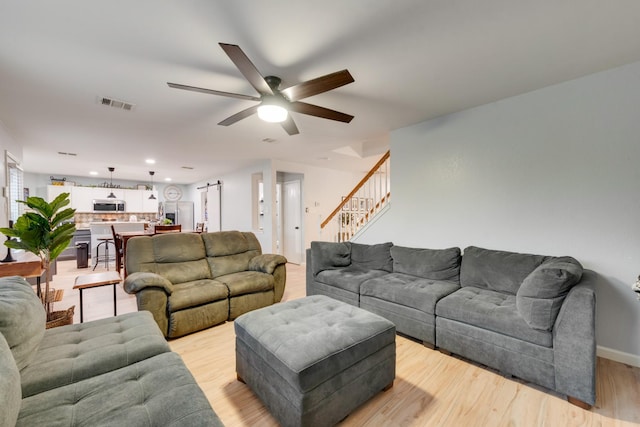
<box><xmin>320</xmin><ymin>150</ymin><xmax>390</xmax><ymax>242</ymax></box>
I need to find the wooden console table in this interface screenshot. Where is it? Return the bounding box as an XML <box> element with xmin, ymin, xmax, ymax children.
<box><xmin>73</xmin><ymin>271</ymin><xmax>122</xmax><ymax>323</ymax></box>
<box><xmin>0</xmin><ymin>251</ymin><xmax>44</xmax><ymax>296</ymax></box>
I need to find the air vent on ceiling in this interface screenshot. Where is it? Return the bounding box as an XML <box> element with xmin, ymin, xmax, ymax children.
<box><xmin>99</xmin><ymin>96</ymin><xmax>135</xmax><ymax>111</ymax></box>
<box><xmin>181</xmin><ymin>166</ymin><xmax>194</xmax><ymax>170</ymax></box>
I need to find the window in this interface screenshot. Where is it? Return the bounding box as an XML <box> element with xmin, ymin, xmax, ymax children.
<box><xmin>5</xmin><ymin>151</ymin><xmax>24</xmax><ymax>223</ymax></box>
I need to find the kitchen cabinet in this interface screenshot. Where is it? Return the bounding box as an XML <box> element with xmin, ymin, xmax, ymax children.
<box><xmin>47</xmin><ymin>185</ymin><xmax>70</xmax><ymax>202</ymax></box>
<box><xmin>124</xmin><ymin>189</ymin><xmax>142</xmax><ymax>212</ymax></box>
<box><xmin>71</xmin><ymin>187</ymin><xmax>97</xmax><ymax>212</ymax></box>
<box><xmin>48</xmin><ymin>185</ymin><xmax>157</xmax><ymax>213</ymax></box>
<box><xmin>141</xmin><ymin>191</ymin><xmax>159</xmax><ymax>213</ymax></box>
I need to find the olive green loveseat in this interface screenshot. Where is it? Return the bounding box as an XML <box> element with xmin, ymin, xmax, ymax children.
<box><xmin>124</xmin><ymin>231</ymin><xmax>287</xmax><ymax>338</ymax></box>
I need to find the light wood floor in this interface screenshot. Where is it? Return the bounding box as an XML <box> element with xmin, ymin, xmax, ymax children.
<box><xmin>48</xmin><ymin>259</ymin><xmax>640</xmax><ymax>427</ymax></box>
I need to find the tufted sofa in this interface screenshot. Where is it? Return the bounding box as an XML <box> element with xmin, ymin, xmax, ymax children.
<box><xmin>0</xmin><ymin>275</ymin><xmax>223</xmax><ymax>427</ymax></box>
<box><xmin>124</xmin><ymin>230</ymin><xmax>287</xmax><ymax>338</ymax></box>
<box><xmin>307</xmin><ymin>242</ymin><xmax>596</xmax><ymax>408</ymax></box>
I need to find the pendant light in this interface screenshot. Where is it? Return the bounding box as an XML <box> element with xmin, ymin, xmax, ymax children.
<box><xmin>148</xmin><ymin>171</ymin><xmax>156</xmax><ymax>200</ymax></box>
<box><xmin>107</xmin><ymin>167</ymin><xmax>116</xmax><ymax>198</ymax></box>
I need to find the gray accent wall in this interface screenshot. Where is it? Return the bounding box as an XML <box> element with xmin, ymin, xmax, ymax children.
<box><xmin>358</xmin><ymin>60</ymin><xmax>640</xmax><ymax>364</ymax></box>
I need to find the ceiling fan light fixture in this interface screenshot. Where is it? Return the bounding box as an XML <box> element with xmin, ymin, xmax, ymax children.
<box><xmin>257</xmin><ymin>98</ymin><xmax>288</xmax><ymax>123</ymax></box>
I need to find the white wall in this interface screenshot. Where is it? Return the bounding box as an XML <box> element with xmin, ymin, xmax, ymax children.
<box><xmin>273</xmin><ymin>159</ymin><xmax>369</xmax><ymax>249</ymax></box>
<box><xmin>190</xmin><ymin>159</ymin><xmax>369</xmax><ymax>254</ymax></box>
<box><xmin>361</xmin><ymin>60</ymin><xmax>640</xmax><ymax>364</ymax></box>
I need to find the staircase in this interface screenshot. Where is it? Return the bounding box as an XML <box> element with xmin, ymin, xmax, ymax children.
<box><xmin>320</xmin><ymin>150</ymin><xmax>390</xmax><ymax>242</ymax></box>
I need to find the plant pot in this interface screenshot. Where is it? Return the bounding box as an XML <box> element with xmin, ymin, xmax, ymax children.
<box><xmin>46</xmin><ymin>305</ymin><xmax>75</xmax><ymax>329</ymax></box>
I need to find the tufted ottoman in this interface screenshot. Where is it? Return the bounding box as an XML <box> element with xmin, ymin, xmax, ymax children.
<box><xmin>235</xmin><ymin>295</ymin><xmax>396</xmax><ymax>427</ymax></box>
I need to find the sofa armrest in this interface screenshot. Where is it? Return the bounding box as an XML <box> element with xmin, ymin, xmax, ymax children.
<box><xmin>552</xmin><ymin>269</ymin><xmax>597</xmax><ymax>406</ymax></box>
<box><xmin>123</xmin><ymin>272</ymin><xmax>174</xmax><ymax>295</ymax></box>
<box><xmin>249</xmin><ymin>254</ymin><xmax>287</xmax><ymax>275</ymax></box>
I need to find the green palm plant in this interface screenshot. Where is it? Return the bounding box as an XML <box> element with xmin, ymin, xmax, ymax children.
<box><xmin>0</xmin><ymin>193</ymin><xmax>76</xmax><ymax>317</ymax></box>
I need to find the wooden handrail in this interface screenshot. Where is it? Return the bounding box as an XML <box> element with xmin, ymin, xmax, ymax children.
<box><xmin>321</xmin><ymin>150</ymin><xmax>390</xmax><ymax>228</ymax></box>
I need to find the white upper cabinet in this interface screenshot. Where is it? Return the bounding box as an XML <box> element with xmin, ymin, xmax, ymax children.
<box><xmin>124</xmin><ymin>189</ymin><xmax>142</xmax><ymax>212</ymax></box>
<box><xmin>47</xmin><ymin>185</ymin><xmax>69</xmax><ymax>202</ymax></box>
<box><xmin>141</xmin><ymin>191</ymin><xmax>159</xmax><ymax>213</ymax></box>
<box><xmin>48</xmin><ymin>185</ymin><xmax>159</xmax><ymax>213</ymax></box>
<box><xmin>71</xmin><ymin>187</ymin><xmax>97</xmax><ymax>212</ymax></box>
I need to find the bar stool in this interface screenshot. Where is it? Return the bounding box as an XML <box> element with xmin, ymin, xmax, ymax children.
<box><xmin>93</xmin><ymin>236</ymin><xmax>115</xmax><ymax>271</ymax></box>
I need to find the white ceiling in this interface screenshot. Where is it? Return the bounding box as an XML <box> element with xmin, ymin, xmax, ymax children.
<box><xmin>1</xmin><ymin>1</ymin><xmax>640</xmax><ymax>184</ymax></box>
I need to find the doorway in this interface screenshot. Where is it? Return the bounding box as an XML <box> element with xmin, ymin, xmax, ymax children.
<box><xmin>282</xmin><ymin>179</ymin><xmax>302</xmax><ymax>264</ymax></box>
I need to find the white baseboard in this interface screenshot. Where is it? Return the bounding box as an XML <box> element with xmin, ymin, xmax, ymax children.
<box><xmin>597</xmin><ymin>345</ymin><xmax>640</xmax><ymax>367</ymax></box>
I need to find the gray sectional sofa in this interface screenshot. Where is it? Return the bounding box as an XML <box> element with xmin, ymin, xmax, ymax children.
<box><xmin>306</xmin><ymin>241</ymin><xmax>596</xmax><ymax>408</ymax></box>
<box><xmin>0</xmin><ymin>275</ymin><xmax>223</xmax><ymax>427</ymax></box>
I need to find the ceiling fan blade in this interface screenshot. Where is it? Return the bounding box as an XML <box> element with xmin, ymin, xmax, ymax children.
<box><xmin>219</xmin><ymin>43</ymin><xmax>273</xmax><ymax>96</ymax></box>
<box><xmin>280</xmin><ymin>115</ymin><xmax>300</xmax><ymax>135</ymax></box>
<box><xmin>289</xmin><ymin>101</ymin><xmax>354</xmax><ymax>123</ymax></box>
<box><xmin>167</xmin><ymin>82</ymin><xmax>261</xmax><ymax>101</ymax></box>
<box><xmin>281</xmin><ymin>70</ymin><xmax>354</xmax><ymax>102</ymax></box>
<box><xmin>218</xmin><ymin>105</ymin><xmax>259</xmax><ymax>126</ymax></box>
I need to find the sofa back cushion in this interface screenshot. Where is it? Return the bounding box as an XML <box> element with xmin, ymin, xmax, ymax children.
<box><xmin>350</xmin><ymin>242</ymin><xmax>393</xmax><ymax>272</ymax></box>
<box><xmin>391</xmin><ymin>246</ymin><xmax>461</xmax><ymax>282</ymax></box>
<box><xmin>0</xmin><ymin>276</ymin><xmax>46</xmax><ymax>370</ymax></box>
<box><xmin>516</xmin><ymin>257</ymin><xmax>583</xmax><ymax>330</ymax></box>
<box><xmin>0</xmin><ymin>332</ymin><xmax>21</xmax><ymax>427</ymax></box>
<box><xmin>310</xmin><ymin>241</ymin><xmax>351</xmax><ymax>276</ymax></box>
<box><xmin>460</xmin><ymin>246</ymin><xmax>551</xmax><ymax>294</ymax></box>
<box><xmin>203</xmin><ymin>231</ymin><xmax>263</xmax><ymax>277</ymax></box>
<box><xmin>126</xmin><ymin>233</ymin><xmax>211</xmax><ymax>284</ymax></box>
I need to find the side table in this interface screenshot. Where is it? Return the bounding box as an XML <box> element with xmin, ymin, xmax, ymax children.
<box><xmin>73</xmin><ymin>271</ymin><xmax>121</xmax><ymax>323</ymax></box>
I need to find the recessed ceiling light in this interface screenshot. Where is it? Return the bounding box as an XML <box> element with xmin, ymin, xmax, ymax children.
<box><xmin>165</xmin><ymin>177</ymin><xmax>172</xmax><ymax>182</ymax></box>
<box><xmin>89</xmin><ymin>171</ymin><xmax>98</xmax><ymax>175</ymax></box>
<box><xmin>145</xmin><ymin>159</ymin><xmax>155</xmax><ymax>164</ymax></box>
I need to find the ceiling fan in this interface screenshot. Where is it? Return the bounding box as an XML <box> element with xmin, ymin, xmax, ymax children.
<box><xmin>167</xmin><ymin>43</ymin><xmax>355</xmax><ymax>135</ymax></box>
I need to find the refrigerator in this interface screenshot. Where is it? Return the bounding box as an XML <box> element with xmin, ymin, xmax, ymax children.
<box><xmin>162</xmin><ymin>201</ymin><xmax>194</xmax><ymax>230</ymax></box>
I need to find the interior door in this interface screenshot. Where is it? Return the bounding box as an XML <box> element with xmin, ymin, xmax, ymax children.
<box><xmin>283</xmin><ymin>180</ymin><xmax>302</xmax><ymax>264</ymax></box>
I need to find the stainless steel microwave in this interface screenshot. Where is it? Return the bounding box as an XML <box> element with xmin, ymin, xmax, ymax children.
<box><xmin>93</xmin><ymin>199</ymin><xmax>125</xmax><ymax>212</ymax></box>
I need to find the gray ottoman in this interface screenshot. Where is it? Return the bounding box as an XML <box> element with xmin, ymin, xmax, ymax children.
<box><xmin>235</xmin><ymin>295</ymin><xmax>396</xmax><ymax>427</ymax></box>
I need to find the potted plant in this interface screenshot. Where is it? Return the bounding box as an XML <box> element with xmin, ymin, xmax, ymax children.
<box><xmin>0</xmin><ymin>193</ymin><xmax>76</xmax><ymax>324</ymax></box>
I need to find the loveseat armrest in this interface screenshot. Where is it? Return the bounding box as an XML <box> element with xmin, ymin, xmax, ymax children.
<box><xmin>123</xmin><ymin>272</ymin><xmax>174</xmax><ymax>295</ymax></box>
<box><xmin>553</xmin><ymin>269</ymin><xmax>597</xmax><ymax>407</ymax></box>
<box><xmin>249</xmin><ymin>254</ymin><xmax>287</xmax><ymax>275</ymax></box>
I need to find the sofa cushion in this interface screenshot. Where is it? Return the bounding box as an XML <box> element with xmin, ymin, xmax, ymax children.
<box><xmin>168</xmin><ymin>279</ymin><xmax>229</xmax><ymax>312</ymax></box>
<box><xmin>350</xmin><ymin>242</ymin><xmax>393</xmax><ymax>272</ymax></box>
<box><xmin>310</xmin><ymin>241</ymin><xmax>351</xmax><ymax>275</ymax></box>
<box><xmin>153</xmin><ymin>232</ymin><xmax>207</xmax><ymax>262</ymax></box>
<box><xmin>17</xmin><ymin>352</ymin><xmax>223</xmax><ymax>427</ymax></box>
<box><xmin>436</xmin><ymin>287</ymin><xmax>553</xmax><ymax>347</ymax></box>
<box><xmin>0</xmin><ymin>332</ymin><xmax>21</xmax><ymax>427</ymax></box>
<box><xmin>156</xmin><ymin>259</ymin><xmax>212</xmax><ymax>284</ymax></box>
<box><xmin>0</xmin><ymin>276</ymin><xmax>46</xmax><ymax>370</ymax></box>
<box><xmin>391</xmin><ymin>245</ymin><xmax>461</xmax><ymax>282</ymax></box>
<box><xmin>516</xmin><ymin>257</ymin><xmax>583</xmax><ymax>331</ymax></box>
<box><xmin>315</xmin><ymin>266</ymin><xmax>390</xmax><ymax>293</ymax></box>
<box><xmin>360</xmin><ymin>272</ymin><xmax>460</xmax><ymax>315</ymax></box>
<box><xmin>20</xmin><ymin>311</ymin><xmax>170</xmax><ymax>397</ymax></box>
<box><xmin>216</xmin><ymin>271</ymin><xmax>274</xmax><ymax>297</ymax></box>
<box><xmin>460</xmin><ymin>246</ymin><xmax>551</xmax><ymax>294</ymax></box>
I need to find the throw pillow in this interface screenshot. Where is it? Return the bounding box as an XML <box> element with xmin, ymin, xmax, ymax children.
<box><xmin>350</xmin><ymin>242</ymin><xmax>393</xmax><ymax>272</ymax></box>
<box><xmin>516</xmin><ymin>256</ymin><xmax>583</xmax><ymax>331</ymax></box>
<box><xmin>0</xmin><ymin>276</ymin><xmax>46</xmax><ymax>370</ymax></box>
<box><xmin>391</xmin><ymin>245</ymin><xmax>461</xmax><ymax>282</ymax></box>
<box><xmin>310</xmin><ymin>241</ymin><xmax>351</xmax><ymax>275</ymax></box>
<box><xmin>460</xmin><ymin>246</ymin><xmax>551</xmax><ymax>294</ymax></box>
